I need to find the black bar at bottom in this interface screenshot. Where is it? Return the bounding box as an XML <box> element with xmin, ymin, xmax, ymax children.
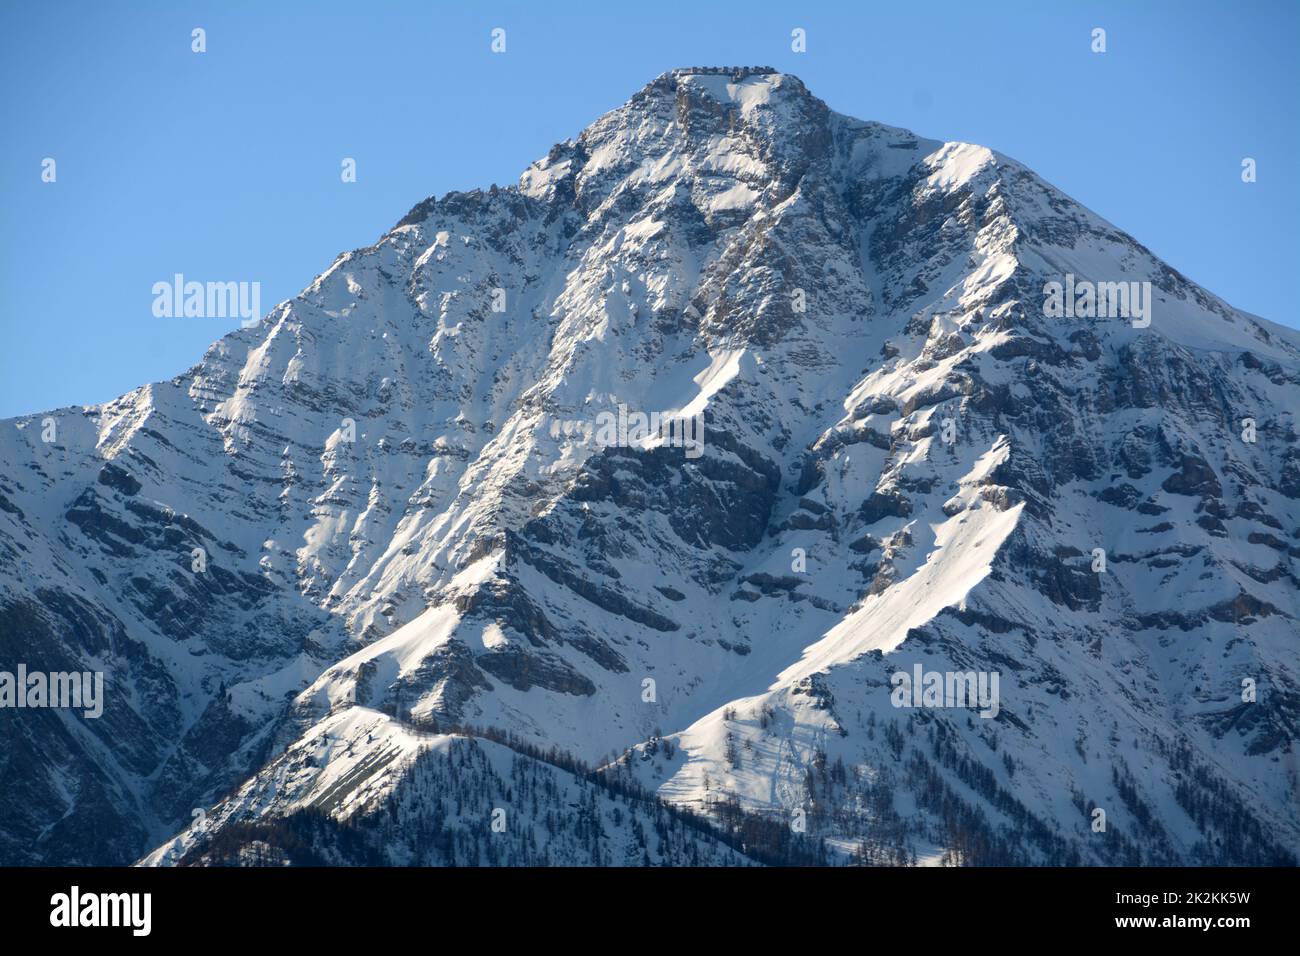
<box><xmin>0</xmin><ymin>865</ymin><xmax>1288</xmax><ymax>941</ymax></box>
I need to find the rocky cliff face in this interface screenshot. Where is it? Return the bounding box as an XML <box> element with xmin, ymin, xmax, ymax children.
<box><xmin>2</xmin><ymin>69</ymin><xmax>1297</xmax><ymax>866</ymax></box>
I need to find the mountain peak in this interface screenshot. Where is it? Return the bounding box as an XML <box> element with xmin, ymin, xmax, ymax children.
<box><xmin>514</xmin><ymin>67</ymin><xmax>831</xmax><ymax>211</ymax></box>
<box><xmin>638</xmin><ymin>65</ymin><xmax>815</xmax><ymax>115</ymax></box>
<box><xmin>5</xmin><ymin>63</ymin><xmax>1299</xmax><ymax>870</ymax></box>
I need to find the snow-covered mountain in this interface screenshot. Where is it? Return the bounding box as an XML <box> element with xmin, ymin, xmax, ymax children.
<box><xmin>3</xmin><ymin>68</ymin><xmax>1297</xmax><ymax>866</ymax></box>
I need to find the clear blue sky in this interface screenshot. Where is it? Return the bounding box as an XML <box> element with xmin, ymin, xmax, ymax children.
<box><xmin>2</xmin><ymin>0</ymin><xmax>1296</xmax><ymax>418</ymax></box>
